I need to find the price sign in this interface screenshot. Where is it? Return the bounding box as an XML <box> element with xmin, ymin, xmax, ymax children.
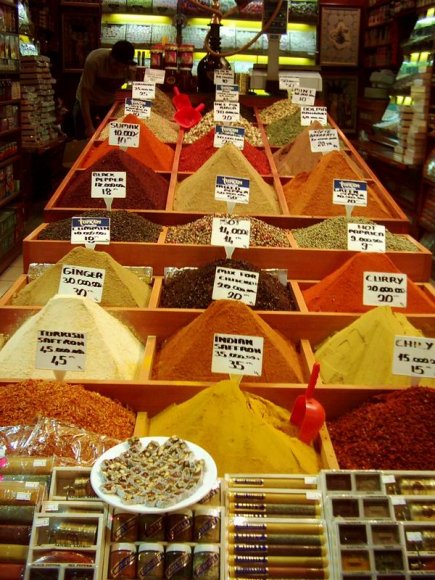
<box><xmin>132</xmin><ymin>81</ymin><xmax>156</xmax><ymax>100</ymax></box>
<box><xmin>214</xmin><ymin>102</ymin><xmax>240</xmax><ymax>123</ymax></box>
<box><xmin>215</xmin><ymin>84</ymin><xmax>239</xmax><ymax>102</ymax></box>
<box><xmin>144</xmin><ymin>68</ymin><xmax>166</xmax><ymax>84</ymax></box>
<box><xmin>392</xmin><ymin>335</ymin><xmax>435</xmax><ymax>378</ymax></box>
<box><xmin>71</xmin><ymin>217</ymin><xmax>110</xmax><ymax>246</ymax></box>
<box><xmin>301</xmin><ymin>106</ymin><xmax>327</xmax><ymax>126</ymax></box>
<box><xmin>309</xmin><ymin>128</ymin><xmax>340</xmax><ymax>153</ymax></box>
<box><xmin>291</xmin><ymin>87</ymin><xmax>316</xmax><ymax>106</ymax></box>
<box><xmin>211</xmin><ymin>217</ymin><xmax>250</xmax><ymax>249</ymax></box>
<box><xmin>333</xmin><ymin>179</ymin><xmax>368</xmax><ymax>207</ymax></box>
<box><xmin>212</xmin><ymin>333</ymin><xmax>264</xmax><ymax>376</ymax></box>
<box><xmin>36</xmin><ymin>330</ymin><xmax>86</xmax><ymax>372</ymax></box>
<box><xmin>347</xmin><ymin>223</ymin><xmax>386</xmax><ymax>253</ymax></box>
<box><xmin>91</xmin><ymin>172</ymin><xmax>126</xmax><ymax>199</ymax></box>
<box><xmin>215</xmin><ymin>175</ymin><xmax>250</xmax><ymax>204</ymax></box>
<box><xmin>214</xmin><ymin>125</ymin><xmax>245</xmax><ymax>150</ymax></box>
<box><xmin>279</xmin><ymin>75</ymin><xmax>300</xmax><ymax>90</ymax></box>
<box><xmin>212</xmin><ymin>266</ymin><xmax>259</xmax><ymax>306</ymax></box>
<box><xmin>109</xmin><ymin>122</ymin><xmax>140</xmax><ymax>148</ymax></box>
<box><xmin>406</xmin><ymin>531</ymin><xmax>423</xmax><ymax>543</ymax></box>
<box><xmin>59</xmin><ymin>265</ymin><xmax>106</xmax><ymax>303</ymax></box>
<box><xmin>214</xmin><ymin>69</ymin><xmax>234</xmax><ymax>85</ymax></box>
<box><xmin>363</xmin><ymin>272</ymin><xmax>407</xmax><ymax>308</ymax></box>
<box><xmin>125</xmin><ymin>98</ymin><xmax>151</xmax><ymax>119</ymax></box>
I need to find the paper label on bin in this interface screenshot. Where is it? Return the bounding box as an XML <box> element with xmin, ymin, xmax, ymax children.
<box><xmin>214</xmin><ymin>101</ymin><xmax>240</xmax><ymax>123</ymax></box>
<box><xmin>16</xmin><ymin>492</ymin><xmax>31</xmax><ymax>501</ymax></box>
<box><xmin>211</xmin><ymin>217</ymin><xmax>250</xmax><ymax>249</ymax></box>
<box><xmin>36</xmin><ymin>518</ymin><xmax>49</xmax><ymax>527</ymax></box>
<box><xmin>214</xmin><ymin>69</ymin><xmax>234</xmax><ymax>85</ymax></box>
<box><xmin>36</xmin><ymin>331</ymin><xmax>86</xmax><ymax>372</ymax></box>
<box><xmin>212</xmin><ymin>333</ymin><xmax>264</xmax><ymax>376</ymax></box>
<box><xmin>59</xmin><ymin>265</ymin><xmax>106</xmax><ymax>303</ymax></box>
<box><xmin>347</xmin><ymin>223</ymin><xmax>386</xmax><ymax>253</ymax></box>
<box><xmin>215</xmin><ymin>175</ymin><xmax>250</xmax><ymax>204</ymax></box>
<box><xmin>132</xmin><ymin>81</ymin><xmax>155</xmax><ymax>100</ymax></box>
<box><xmin>33</xmin><ymin>459</ymin><xmax>47</xmax><ymax>467</ymax></box>
<box><xmin>91</xmin><ymin>172</ymin><xmax>126</xmax><ymax>199</ymax></box>
<box><xmin>279</xmin><ymin>75</ymin><xmax>300</xmax><ymax>90</ymax></box>
<box><xmin>333</xmin><ymin>179</ymin><xmax>367</xmax><ymax>206</ymax></box>
<box><xmin>309</xmin><ymin>128</ymin><xmax>339</xmax><ymax>152</ymax></box>
<box><xmin>212</xmin><ymin>267</ymin><xmax>259</xmax><ymax>306</ymax></box>
<box><xmin>391</xmin><ymin>496</ymin><xmax>406</xmax><ymax>505</ymax></box>
<box><xmin>144</xmin><ymin>68</ymin><xmax>165</xmax><ymax>84</ymax></box>
<box><xmin>392</xmin><ymin>335</ymin><xmax>435</xmax><ymax>378</ymax></box>
<box><xmin>306</xmin><ymin>491</ymin><xmax>321</xmax><ymax>500</ymax></box>
<box><xmin>214</xmin><ymin>125</ymin><xmax>245</xmax><ymax>149</ymax></box>
<box><xmin>291</xmin><ymin>87</ymin><xmax>316</xmax><ymax>105</ymax></box>
<box><xmin>407</xmin><ymin>531</ymin><xmax>423</xmax><ymax>542</ymax></box>
<box><xmin>304</xmin><ymin>476</ymin><xmax>317</xmax><ymax>485</ymax></box>
<box><xmin>363</xmin><ymin>272</ymin><xmax>407</xmax><ymax>308</ymax></box>
<box><xmin>381</xmin><ymin>474</ymin><xmax>396</xmax><ymax>484</ymax></box>
<box><xmin>215</xmin><ymin>84</ymin><xmax>239</xmax><ymax>102</ymax></box>
<box><xmin>25</xmin><ymin>482</ymin><xmax>39</xmax><ymax>488</ymax></box>
<box><xmin>301</xmin><ymin>106</ymin><xmax>327</xmax><ymax>126</ymax></box>
<box><xmin>125</xmin><ymin>97</ymin><xmax>151</xmax><ymax>119</ymax></box>
<box><xmin>71</xmin><ymin>217</ymin><xmax>110</xmax><ymax>246</ymax></box>
<box><xmin>109</xmin><ymin>122</ymin><xmax>140</xmax><ymax>148</ymax></box>
<box><xmin>45</xmin><ymin>502</ymin><xmax>59</xmax><ymax>512</ymax></box>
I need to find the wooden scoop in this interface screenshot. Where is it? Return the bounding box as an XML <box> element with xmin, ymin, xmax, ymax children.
<box><xmin>290</xmin><ymin>362</ymin><xmax>325</xmax><ymax>444</ymax></box>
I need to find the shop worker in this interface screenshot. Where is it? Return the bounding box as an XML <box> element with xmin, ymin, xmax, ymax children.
<box><xmin>73</xmin><ymin>40</ymin><xmax>136</xmax><ymax>139</ymax></box>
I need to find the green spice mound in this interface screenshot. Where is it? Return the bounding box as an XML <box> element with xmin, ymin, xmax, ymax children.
<box><xmin>292</xmin><ymin>217</ymin><xmax>418</xmax><ymax>251</ymax></box>
<box><xmin>266</xmin><ymin>108</ymin><xmax>304</xmax><ymax>147</ymax></box>
<box><xmin>183</xmin><ymin>111</ymin><xmax>262</xmax><ymax>146</ymax></box>
<box><xmin>258</xmin><ymin>100</ymin><xmax>300</xmax><ymax>125</ymax></box>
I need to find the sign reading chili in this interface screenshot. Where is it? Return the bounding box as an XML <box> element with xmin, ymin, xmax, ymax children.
<box><xmin>392</xmin><ymin>335</ymin><xmax>435</xmax><ymax>378</ymax></box>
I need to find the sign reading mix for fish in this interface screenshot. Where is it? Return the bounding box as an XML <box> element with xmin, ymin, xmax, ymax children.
<box><xmin>132</xmin><ymin>81</ymin><xmax>156</xmax><ymax>100</ymax></box>
<box><xmin>91</xmin><ymin>172</ymin><xmax>126</xmax><ymax>199</ymax></box>
<box><xmin>214</xmin><ymin>101</ymin><xmax>240</xmax><ymax>123</ymax></box>
<box><xmin>59</xmin><ymin>265</ymin><xmax>106</xmax><ymax>303</ymax></box>
<box><xmin>392</xmin><ymin>335</ymin><xmax>435</xmax><ymax>378</ymax></box>
<box><xmin>279</xmin><ymin>75</ymin><xmax>300</xmax><ymax>90</ymax></box>
<box><xmin>214</xmin><ymin>69</ymin><xmax>234</xmax><ymax>85</ymax></box>
<box><xmin>144</xmin><ymin>68</ymin><xmax>166</xmax><ymax>84</ymax></box>
<box><xmin>212</xmin><ymin>266</ymin><xmax>259</xmax><ymax>306</ymax></box>
<box><xmin>215</xmin><ymin>175</ymin><xmax>250</xmax><ymax>204</ymax></box>
<box><xmin>363</xmin><ymin>272</ymin><xmax>407</xmax><ymax>308</ymax></box>
<box><xmin>301</xmin><ymin>106</ymin><xmax>327</xmax><ymax>126</ymax></box>
<box><xmin>215</xmin><ymin>84</ymin><xmax>239</xmax><ymax>102</ymax></box>
<box><xmin>109</xmin><ymin>122</ymin><xmax>140</xmax><ymax>148</ymax></box>
<box><xmin>333</xmin><ymin>179</ymin><xmax>368</xmax><ymax>207</ymax></box>
<box><xmin>71</xmin><ymin>217</ymin><xmax>110</xmax><ymax>246</ymax></box>
<box><xmin>125</xmin><ymin>98</ymin><xmax>151</xmax><ymax>119</ymax></box>
<box><xmin>211</xmin><ymin>217</ymin><xmax>251</xmax><ymax>249</ymax></box>
<box><xmin>291</xmin><ymin>87</ymin><xmax>316</xmax><ymax>106</ymax></box>
<box><xmin>347</xmin><ymin>223</ymin><xmax>386</xmax><ymax>253</ymax></box>
<box><xmin>309</xmin><ymin>128</ymin><xmax>340</xmax><ymax>153</ymax></box>
<box><xmin>212</xmin><ymin>333</ymin><xmax>264</xmax><ymax>376</ymax></box>
<box><xmin>36</xmin><ymin>330</ymin><xmax>87</xmax><ymax>372</ymax></box>
<box><xmin>214</xmin><ymin>125</ymin><xmax>245</xmax><ymax>149</ymax></box>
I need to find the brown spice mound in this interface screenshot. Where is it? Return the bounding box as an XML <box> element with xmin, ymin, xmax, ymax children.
<box><xmin>328</xmin><ymin>387</ymin><xmax>435</xmax><ymax>470</ymax></box>
<box><xmin>0</xmin><ymin>380</ymin><xmax>136</xmax><ymax>440</ymax></box>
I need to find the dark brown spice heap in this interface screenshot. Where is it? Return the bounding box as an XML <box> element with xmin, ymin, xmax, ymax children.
<box><xmin>161</xmin><ymin>258</ymin><xmax>295</xmax><ymax>311</ymax></box>
<box><xmin>39</xmin><ymin>210</ymin><xmax>162</xmax><ymax>243</ymax></box>
<box><xmin>328</xmin><ymin>387</ymin><xmax>435</xmax><ymax>470</ymax></box>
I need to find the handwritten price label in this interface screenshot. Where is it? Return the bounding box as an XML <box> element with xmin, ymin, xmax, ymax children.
<box><xmin>333</xmin><ymin>179</ymin><xmax>368</xmax><ymax>207</ymax></box>
<box><xmin>301</xmin><ymin>106</ymin><xmax>327</xmax><ymax>126</ymax></box>
<box><xmin>59</xmin><ymin>265</ymin><xmax>106</xmax><ymax>303</ymax></box>
<box><xmin>214</xmin><ymin>69</ymin><xmax>234</xmax><ymax>85</ymax></box>
<box><xmin>363</xmin><ymin>272</ymin><xmax>407</xmax><ymax>308</ymax></box>
<box><xmin>214</xmin><ymin>101</ymin><xmax>240</xmax><ymax>123</ymax></box>
<box><xmin>36</xmin><ymin>330</ymin><xmax>87</xmax><ymax>372</ymax></box>
<box><xmin>279</xmin><ymin>75</ymin><xmax>300</xmax><ymax>90</ymax></box>
<box><xmin>215</xmin><ymin>175</ymin><xmax>250</xmax><ymax>204</ymax></box>
<box><xmin>347</xmin><ymin>223</ymin><xmax>386</xmax><ymax>253</ymax></box>
<box><xmin>309</xmin><ymin>128</ymin><xmax>340</xmax><ymax>153</ymax></box>
<box><xmin>291</xmin><ymin>87</ymin><xmax>316</xmax><ymax>106</ymax></box>
<box><xmin>109</xmin><ymin>122</ymin><xmax>140</xmax><ymax>148</ymax></box>
<box><xmin>214</xmin><ymin>125</ymin><xmax>245</xmax><ymax>150</ymax></box>
<box><xmin>212</xmin><ymin>333</ymin><xmax>264</xmax><ymax>376</ymax></box>
<box><xmin>143</xmin><ymin>68</ymin><xmax>166</xmax><ymax>84</ymax></box>
<box><xmin>91</xmin><ymin>172</ymin><xmax>126</xmax><ymax>199</ymax></box>
<box><xmin>212</xmin><ymin>266</ymin><xmax>259</xmax><ymax>306</ymax></box>
<box><xmin>132</xmin><ymin>81</ymin><xmax>156</xmax><ymax>100</ymax></box>
<box><xmin>393</xmin><ymin>336</ymin><xmax>435</xmax><ymax>378</ymax></box>
<box><xmin>125</xmin><ymin>98</ymin><xmax>151</xmax><ymax>119</ymax></box>
<box><xmin>211</xmin><ymin>217</ymin><xmax>250</xmax><ymax>249</ymax></box>
<box><xmin>71</xmin><ymin>217</ymin><xmax>110</xmax><ymax>246</ymax></box>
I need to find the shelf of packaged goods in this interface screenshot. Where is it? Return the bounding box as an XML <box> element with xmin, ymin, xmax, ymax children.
<box><xmin>0</xmin><ymin>154</ymin><xmax>19</xmax><ymax>169</ymax></box>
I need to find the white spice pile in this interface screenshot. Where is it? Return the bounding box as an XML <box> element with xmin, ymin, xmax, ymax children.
<box><xmin>0</xmin><ymin>295</ymin><xmax>144</xmax><ymax>380</ymax></box>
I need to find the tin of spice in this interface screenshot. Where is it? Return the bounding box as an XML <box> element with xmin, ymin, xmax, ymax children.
<box><xmin>110</xmin><ymin>543</ymin><xmax>137</xmax><ymax>579</ymax></box>
<box><xmin>111</xmin><ymin>510</ymin><xmax>139</xmax><ymax>543</ymax></box>
<box><xmin>165</xmin><ymin>509</ymin><xmax>193</xmax><ymax>542</ymax></box>
<box><xmin>50</xmin><ymin>520</ymin><xmax>97</xmax><ymax>547</ymax></box>
<box><xmin>137</xmin><ymin>542</ymin><xmax>164</xmax><ymax>578</ymax></box>
<box><xmin>139</xmin><ymin>513</ymin><xmax>166</xmax><ymax>541</ymax></box>
<box><xmin>165</xmin><ymin>543</ymin><xmax>192</xmax><ymax>579</ymax></box>
<box><xmin>192</xmin><ymin>544</ymin><xmax>220</xmax><ymax>579</ymax></box>
<box><xmin>193</xmin><ymin>508</ymin><xmax>220</xmax><ymax>543</ymax></box>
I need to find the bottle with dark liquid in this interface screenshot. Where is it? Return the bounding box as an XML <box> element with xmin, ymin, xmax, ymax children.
<box><xmin>197</xmin><ymin>20</ymin><xmax>231</xmax><ymax>93</ymax></box>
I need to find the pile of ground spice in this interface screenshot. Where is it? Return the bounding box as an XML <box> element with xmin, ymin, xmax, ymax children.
<box><xmin>161</xmin><ymin>258</ymin><xmax>294</xmax><ymax>310</ymax></box>
<box><xmin>283</xmin><ymin>151</ymin><xmax>392</xmax><ymax>218</ymax></box>
<box><xmin>178</xmin><ymin>128</ymin><xmax>271</xmax><ymax>175</ymax></box>
<box><xmin>39</xmin><ymin>210</ymin><xmax>162</xmax><ymax>243</ymax></box>
<box><xmin>81</xmin><ymin>113</ymin><xmax>174</xmax><ymax>171</ymax></box>
<box><xmin>150</xmin><ymin>378</ymin><xmax>320</xmax><ymax>475</ymax></box>
<box><xmin>266</xmin><ymin>107</ymin><xmax>305</xmax><ymax>147</ymax></box>
<box><xmin>183</xmin><ymin>111</ymin><xmax>263</xmax><ymax>146</ymax></box>
<box><xmin>258</xmin><ymin>100</ymin><xmax>300</xmax><ymax>124</ymax></box>
<box><xmin>315</xmin><ymin>306</ymin><xmax>435</xmax><ymax>387</ymax></box>
<box><xmin>292</xmin><ymin>217</ymin><xmax>418</xmax><ymax>251</ymax></box>
<box><xmin>99</xmin><ymin>111</ymin><xmax>179</xmax><ymax>143</ymax></box>
<box><xmin>303</xmin><ymin>253</ymin><xmax>435</xmax><ymax>314</ymax></box>
<box><xmin>273</xmin><ymin>121</ymin><xmax>323</xmax><ymax>176</ymax></box>
<box><xmin>165</xmin><ymin>215</ymin><xmax>291</xmax><ymax>247</ymax></box>
<box><xmin>0</xmin><ymin>380</ymin><xmax>135</xmax><ymax>439</ymax></box>
<box><xmin>153</xmin><ymin>87</ymin><xmax>176</xmax><ymax>119</ymax></box>
<box><xmin>12</xmin><ymin>247</ymin><xmax>152</xmax><ymax>307</ymax></box>
<box><xmin>328</xmin><ymin>387</ymin><xmax>435</xmax><ymax>470</ymax></box>
<box><xmin>174</xmin><ymin>143</ymin><xmax>281</xmax><ymax>215</ymax></box>
<box><xmin>153</xmin><ymin>299</ymin><xmax>304</xmax><ymax>383</ymax></box>
<box><xmin>57</xmin><ymin>149</ymin><xmax>168</xmax><ymax>210</ymax></box>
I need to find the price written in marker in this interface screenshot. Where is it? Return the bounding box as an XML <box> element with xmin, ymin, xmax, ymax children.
<box><xmin>91</xmin><ymin>172</ymin><xmax>126</xmax><ymax>199</ymax></box>
<box><xmin>363</xmin><ymin>272</ymin><xmax>407</xmax><ymax>308</ymax></box>
<box><xmin>132</xmin><ymin>81</ymin><xmax>156</xmax><ymax>101</ymax></box>
<box><xmin>215</xmin><ymin>175</ymin><xmax>250</xmax><ymax>204</ymax></box>
<box><xmin>108</xmin><ymin>122</ymin><xmax>140</xmax><ymax>148</ymax></box>
<box><xmin>333</xmin><ymin>179</ymin><xmax>368</xmax><ymax>207</ymax></box>
<box><xmin>215</xmin><ymin>84</ymin><xmax>239</xmax><ymax>102</ymax></box>
<box><xmin>211</xmin><ymin>217</ymin><xmax>251</xmax><ymax>249</ymax></box>
<box><xmin>301</xmin><ymin>106</ymin><xmax>327</xmax><ymax>126</ymax></box>
<box><xmin>212</xmin><ymin>333</ymin><xmax>264</xmax><ymax>376</ymax></box>
<box><xmin>393</xmin><ymin>335</ymin><xmax>435</xmax><ymax>378</ymax></box>
<box><xmin>279</xmin><ymin>75</ymin><xmax>300</xmax><ymax>90</ymax></box>
<box><xmin>213</xmin><ymin>125</ymin><xmax>245</xmax><ymax>150</ymax></box>
<box><xmin>347</xmin><ymin>223</ymin><xmax>386</xmax><ymax>253</ymax></box>
<box><xmin>291</xmin><ymin>87</ymin><xmax>316</xmax><ymax>106</ymax></box>
<box><xmin>59</xmin><ymin>265</ymin><xmax>106</xmax><ymax>303</ymax></box>
<box><xmin>309</xmin><ymin>128</ymin><xmax>340</xmax><ymax>153</ymax></box>
<box><xmin>71</xmin><ymin>217</ymin><xmax>110</xmax><ymax>246</ymax></box>
<box><xmin>214</xmin><ymin>69</ymin><xmax>234</xmax><ymax>85</ymax></box>
<box><xmin>36</xmin><ymin>330</ymin><xmax>87</xmax><ymax>372</ymax></box>
<box><xmin>214</xmin><ymin>101</ymin><xmax>240</xmax><ymax>123</ymax></box>
<box><xmin>125</xmin><ymin>98</ymin><xmax>151</xmax><ymax>119</ymax></box>
<box><xmin>144</xmin><ymin>68</ymin><xmax>166</xmax><ymax>84</ymax></box>
<box><xmin>212</xmin><ymin>266</ymin><xmax>259</xmax><ymax>306</ymax></box>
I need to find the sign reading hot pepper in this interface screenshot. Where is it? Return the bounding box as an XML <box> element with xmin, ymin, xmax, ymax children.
<box><xmin>347</xmin><ymin>223</ymin><xmax>386</xmax><ymax>253</ymax></box>
<box><xmin>212</xmin><ymin>266</ymin><xmax>259</xmax><ymax>306</ymax></box>
<box><xmin>214</xmin><ymin>102</ymin><xmax>240</xmax><ymax>123</ymax></box>
<box><xmin>392</xmin><ymin>335</ymin><xmax>435</xmax><ymax>378</ymax></box>
<box><xmin>212</xmin><ymin>333</ymin><xmax>264</xmax><ymax>376</ymax></box>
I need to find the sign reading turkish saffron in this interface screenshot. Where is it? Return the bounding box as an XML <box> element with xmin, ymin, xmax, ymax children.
<box><xmin>36</xmin><ymin>330</ymin><xmax>87</xmax><ymax>372</ymax></box>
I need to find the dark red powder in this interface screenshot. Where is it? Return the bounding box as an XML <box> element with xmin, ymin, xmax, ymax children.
<box><xmin>57</xmin><ymin>149</ymin><xmax>168</xmax><ymax>209</ymax></box>
<box><xmin>178</xmin><ymin>128</ymin><xmax>271</xmax><ymax>174</ymax></box>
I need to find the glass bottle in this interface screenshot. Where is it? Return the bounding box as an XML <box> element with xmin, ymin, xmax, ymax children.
<box><xmin>197</xmin><ymin>17</ymin><xmax>231</xmax><ymax>93</ymax></box>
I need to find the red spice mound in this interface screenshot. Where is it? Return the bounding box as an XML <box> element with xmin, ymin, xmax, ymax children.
<box><xmin>328</xmin><ymin>387</ymin><xmax>435</xmax><ymax>470</ymax></box>
<box><xmin>178</xmin><ymin>128</ymin><xmax>271</xmax><ymax>175</ymax></box>
<box><xmin>57</xmin><ymin>149</ymin><xmax>168</xmax><ymax>209</ymax></box>
<box><xmin>304</xmin><ymin>253</ymin><xmax>435</xmax><ymax>314</ymax></box>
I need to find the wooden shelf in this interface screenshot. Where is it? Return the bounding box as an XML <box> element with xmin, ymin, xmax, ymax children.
<box><xmin>0</xmin><ymin>190</ymin><xmax>20</xmax><ymax>210</ymax></box>
<box><xmin>0</xmin><ymin>127</ymin><xmax>20</xmax><ymax>139</ymax></box>
<box><xmin>0</xmin><ymin>154</ymin><xmax>19</xmax><ymax>169</ymax></box>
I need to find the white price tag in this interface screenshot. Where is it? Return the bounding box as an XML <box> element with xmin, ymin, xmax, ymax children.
<box><xmin>309</xmin><ymin>128</ymin><xmax>340</xmax><ymax>153</ymax></box>
<box><xmin>214</xmin><ymin>125</ymin><xmax>245</xmax><ymax>150</ymax></box>
<box><xmin>212</xmin><ymin>266</ymin><xmax>259</xmax><ymax>306</ymax></box>
<box><xmin>211</xmin><ymin>217</ymin><xmax>250</xmax><ymax>249</ymax></box>
<box><xmin>363</xmin><ymin>272</ymin><xmax>407</xmax><ymax>308</ymax></box>
<box><xmin>333</xmin><ymin>179</ymin><xmax>368</xmax><ymax>207</ymax></box>
<box><xmin>406</xmin><ymin>531</ymin><xmax>423</xmax><ymax>543</ymax></box>
<box><xmin>215</xmin><ymin>84</ymin><xmax>239</xmax><ymax>102</ymax></box>
<box><xmin>214</xmin><ymin>101</ymin><xmax>240</xmax><ymax>123</ymax></box>
<box><xmin>212</xmin><ymin>333</ymin><xmax>264</xmax><ymax>377</ymax></box>
<box><xmin>381</xmin><ymin>474</ymin><xmax>396</xmax><ymax>484</ymax></box>
<box><xmin>36</xmin><ymin>330</ymin><xmax>86</xmax><ymax>372</ymax></box>
<box><xmin>291</xmin><ymin>87</ymin><xmax>316</xmax><ymax>106</ymax></box>
<box><xmin>33</xmin><ymin>459</ymin><xmax>47</xmax><ymax>467</ymax></box>
<box><xmin>215</xmin><ymin>175</ymin><xmax>250</xmax><ymax>205</ymax></box>
<box><xmin>16</xmin><ymin>492</ymin><xmax>31</xmax><ymax>501</ymax></box>
<box><xmin>59</xmin><ymin>265</ymin><xmax>106</xmax><ymax>303</ymax></box>
<box><xmin>391</xmin><ymin>496</ymin><xmax>406</xmax><ymax>505</ymax></box>
<box><xmin>306</xmin><ymin>491</ymin><xmax>321</xmax><ymax>501</ymax></box>
<box><xmin>304</xmin><ymin>476</ymin><xmax>318</xmax><ymax>485</ymax></box>
<box><xmin>35</xmin><ymin>518</ymin><xmax>49</xmax><ymax>527</ymax></box>
<box><xmin>301</xmin><ymin>106</ymin><xmax>327</xmax><ymax>126</ymax></box>
<box><xmin>91</xmin><ymin>172</ymin><xmax>126</xmax><ymax>199</ymax></box>
<box><xmin>25</xmin><ymin>482</ymin><xmax>39</xmax><ymax>488</ymax></box>
<box><xmin>347</xmin><ymin>223</ymin><xmax>386</xmax><ymax>253</ymax></box>
<box><xmin>45</xmin><ymin>502</ymin><xmax>59</xmax><ymax>512</ymax></box>
<box><xmin>109</xmin><ymin>122</ymin><xmax>140</xmax><ymax>148</ymax></box>
<box><xmin>71</xmin><ymin>217</ymin><xmax>110</xmax><ymax>246</ymax></box>
<box><xmin>214</xmin><ymin>69</ymin><xmax>234</xmax><ymax>85</ymax></box>
<box><xmin>392</xmin><ymin>335</ymin><xmax>435</xmax><ymax>378</ymax></box>
<box><xmin>144</xmin><ymin>68</ymin><xmax>166</xmax><ymax>84</ymax></box>
<box><xmin>279</xmin><ymin>75</ymin><xmax>300</xmax><ymax>90</ymax></box>
<box><xmin>132</xmin><ymin>81</ymin><xmax>156</xmax><ymax>100</ymax></box>
<box><xmin>125</xmin><ymin>98</ymin><xmax>151</xmax><ymax>119</ymax></box>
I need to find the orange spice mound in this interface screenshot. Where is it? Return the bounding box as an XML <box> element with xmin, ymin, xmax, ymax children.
<box><xmin>283</xmin><ymin>150</ymin><xmax>392</xmax><ymax>218</ymax></box>
<box><xmin>303</xmin><ymin>253</ymin><xmax>435</xmax><ymax>314</ymax></box>
<box><xmin>153</xmin><ymin>300</ymin><xmax>305</xmax><ymax>383</ymax></box>
<box><xmin>81</xmin><ymin>113</ymin><xmax>174</xmax><ymax>171</ymax></box>
<box><xmin>0</xmin><ymin>380</ymin><xmax>136</xmax><ymax>439</ymax></box>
